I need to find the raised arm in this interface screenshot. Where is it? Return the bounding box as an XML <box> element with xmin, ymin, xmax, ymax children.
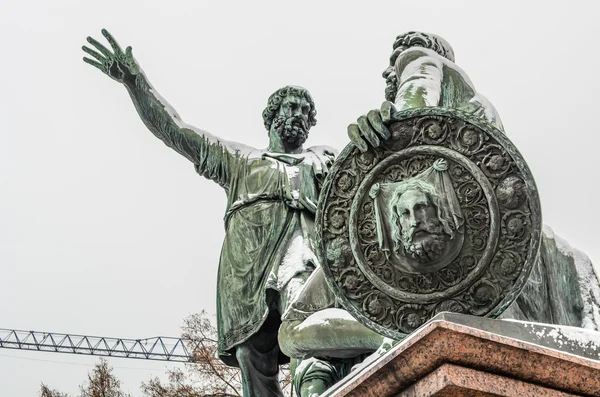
<box><xmin>82</xmin><ymin>29</ymin><xmax>247</xmax><ymax>188</ymax></box>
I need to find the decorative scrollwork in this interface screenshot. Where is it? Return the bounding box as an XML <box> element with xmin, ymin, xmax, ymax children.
<box><xmin>451</xmin><ymin>126</ymin><xmax>486</xmax><ymax>154</ymax></box>
<box><xmin>383</xmin><ymin>121</ymin><xmax>414</xmax><ymax>152</ymax></box>
<box><xmin>502</xmin><ymin>210</ymin><xmax>531</xmax><ymax>243</ymax></box>
<box><xmin>438</xmin><ymin>262</ymin><xmax>463</xmax><ymax>287</ymax></box>
<box><xmin>363</xmin><ymin>243</ymin><xmax>386</xmax><ymax>267</ymax></box>
<box><xmin>355</xmin><ymin>150</ymin><xmax>381</xmax><ymax>172</ymax></box>
<box><xmin>490</xmin><ymin>249</ymin><xmax>522</xmax><ymax>282</ymax></box>
<box><xmin>449</xmin><ymin>163</ymin><xmax>472</xmax><ymax>184</ymax></box>
<box><xmin>363</xmin><ymin>292</ymin><xmax>394</xmax><ymax>325</ymax></box>
<box><xmin>468</xmin><ymin>279</ymin><xmax>500</xmax><ymax>315</ymax></box>
<box><xmin>323</xmin><ymin>200</ymin><xmax>350</xmax><ymax>236</ymax></box>
<box><xmin>435</xmin><ymin>299</ymin><xmax>466</xmax><ymax>314</ymax></box>
<box><xmin>496</xmin><ymin>175</ymin><xmax>527</xmax><ymax>209</ymax></box>
<box><xmin>480</xmin><ymin>145</ymin><xmax>512</xmax><ymax>180</ymax></box>
<box><xmin>456</xmin><ymin>180</ymin><xmax>484</xmax><ymax>205</ymax></box>
<box><xmin>358</xmin><ymin>219</ymin><xmax>378</xmax><ymax>242</ymax></box>
<box><xmin>316</xmin><ymin>108</ymin><xmax>541</xmax><ymax>339</ymax></box>
<box><xmin>325</xmin><ymin>237</ymin><xmax>353</xmax><ymax>268</ymax></box>
<box><xmin>338</xmin><ymin>267</ymin><xmax>369</xmax><ymax>301</ymax></box>
<box><xmin>469</xmin><ymin>279</ymin><xmax>499</xmax><ymax>306</ymax></box>
<box><xmin>464</xmin><ymin>204</ymin><xmax>489</xmax><ymax>231</ymax></box>
<box><xmin>395</xmin><ymin>304</ymin><xmax>428</xmax><ymax>334</ymax></box>
<box><xmin>334</xmin><ymin>170</ymin><xmax>359</xmax><ymax>199</ymax></box>
<box><xmin>416</xmin><ymin>116</ymin><xmax>452</xmax><ymax>144</ymax></box>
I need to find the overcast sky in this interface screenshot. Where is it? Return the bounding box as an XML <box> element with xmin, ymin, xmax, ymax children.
<box><xmin>1</xmin><ymin>0</ymin><xmax>599</xmax><ymax>395</ymax></box>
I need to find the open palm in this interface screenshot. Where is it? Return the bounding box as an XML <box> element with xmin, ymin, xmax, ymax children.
<box><xmin>82</xmin><ymin>29</ymin><xmax>140</xmax><ymax>83</ymax></box>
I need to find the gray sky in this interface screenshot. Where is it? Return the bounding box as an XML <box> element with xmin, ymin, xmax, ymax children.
<box><xmin>1</xmin><ymin>0</ymin><xmax>599</xmax><ymax>395</ymax></box>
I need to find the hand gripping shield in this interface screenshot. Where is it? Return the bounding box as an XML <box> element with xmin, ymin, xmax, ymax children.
<box><xmin>316</xmin><ymin>108</ymin><xmax>542</xmax><ymax>339</ymax></box>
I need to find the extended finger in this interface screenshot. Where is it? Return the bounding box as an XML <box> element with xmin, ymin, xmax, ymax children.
<box><xmin>83</xmin><ymin>57</ymin><xmax>103</xmax><ymax>71</ymax></box>
<box><xmin>82</xmin><ymin>45</ymin><xmax>105</xmax><ymax>62</ymax></box>
<box><xmin>86</xmin><ymin>36</ymin><xmax>112</xmax><ymax>57</ymax></box>
<box><xmin>348</xmin><ymin>123</ymin><xmax>368</xmax><ymax>153</ymax></box>
<box><xmin>367</xmin><ymin>109</ymin><xmax>390</xmax><ymax>140</ymax></box>
<box><xmin>102</xmin><ymin>28</ymin><xmax>123</xmax><ymax>54</ymax></box>
<box><xmin>357</xmin><ymin>115</ymin><xmax>380</xmax><ymax>148</ymax></box>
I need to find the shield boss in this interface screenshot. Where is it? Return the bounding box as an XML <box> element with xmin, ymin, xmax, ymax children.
<box><xmin>316</xmin><ymin>108</ymin><xmax>542</xmax><ymax>339</ymax></box>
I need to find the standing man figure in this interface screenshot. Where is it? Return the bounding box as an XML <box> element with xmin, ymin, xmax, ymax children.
<box><xmin>81</xmin><ymin>29</ymin><xmax>387</xmax><ymax>397</ymax></box>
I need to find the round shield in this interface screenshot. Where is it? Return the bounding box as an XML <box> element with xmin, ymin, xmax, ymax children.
<box><xmin>316</xmin><ymin>107</ymin><xmax>542</xmax><ymax>339</ymax></box>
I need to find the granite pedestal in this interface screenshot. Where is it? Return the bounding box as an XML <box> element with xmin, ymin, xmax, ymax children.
<box><xmin>323</xmin><ymin>313</ymin><xmax>600</xmax><ymax>396</ymax></box>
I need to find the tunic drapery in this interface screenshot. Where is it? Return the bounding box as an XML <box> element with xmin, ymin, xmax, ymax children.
<box><xmin>172</xmin><ymin>128</ymin><xmax>335</xmax><ymax>365</ymax></box>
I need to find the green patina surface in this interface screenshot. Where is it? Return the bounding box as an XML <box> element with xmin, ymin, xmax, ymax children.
<box><xmin>82</xmin><ymin>29</ymin><xmax>600</xmax><ymax>397</ymax></box>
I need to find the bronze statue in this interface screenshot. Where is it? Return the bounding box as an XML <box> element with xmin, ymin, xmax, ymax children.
<box><xmin>81</xmin><ymin>29</ymin><xmax>599</xmax><ymax>397</ymax></box>
<box><xmin>82</xmin><ymin>29</ymin><xmax>388</xmax><ymax>397</ymax></box>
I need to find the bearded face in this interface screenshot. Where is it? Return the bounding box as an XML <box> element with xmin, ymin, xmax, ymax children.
<box><xmin>393</xmin><ymin>189</ymin><xmax>449</xmax><ymax>264</ymax></box>
<box><xmin>401</xmin><ymin>220</ymin><xmax>447</xmax><ymax>263</ymax></box>
<box><xmin>382</xmin><ymin>46</ymin><xmax>405</xmax><ymax>103</ymax></box>
<box><xmin>270</xmin><ymin>93</ymin><xmax>313</xmax><ymax>149</ymax></box>
<box><xmin>272</xmin><ymin>114</ymin><xmax>309</xmax><ymax>147</ymax></box>
<box><xmin>383</xmin><ymin>70</ymin><xmax>398</xmax><ymax>103</ymax></box>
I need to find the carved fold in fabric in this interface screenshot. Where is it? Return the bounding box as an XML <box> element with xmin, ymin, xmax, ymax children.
<box><xmin>216</xmin><ymin>146</ymin><xmax>336</xmax><ymax>365</ymax></box>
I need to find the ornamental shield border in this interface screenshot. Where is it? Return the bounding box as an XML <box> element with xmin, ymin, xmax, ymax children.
<box><xmin>316</xmin><ymin>107</ymin><xmax>542</xmax><ymax>339</ymax></box>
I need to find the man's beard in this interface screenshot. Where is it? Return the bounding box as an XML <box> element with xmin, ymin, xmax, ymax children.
<box><xmin>400</xmin><ymin>220</ymin><xmax>447</xmax><ymax>263</ymax></box>
<box><xmin>273</xmin><ymin>115</ymin><xmax>309</xmax><ymax>148</ymax></box>
<box><xmin>384</xmin><ymin>75</ymin><xmax>398</xmax><ymax>103</ymax></box>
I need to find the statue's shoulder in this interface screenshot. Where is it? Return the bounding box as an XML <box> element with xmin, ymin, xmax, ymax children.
<box><xmin>306</xmin><ymin>145</ymin><xmax>338</xmax><ymax>161</ymax></box>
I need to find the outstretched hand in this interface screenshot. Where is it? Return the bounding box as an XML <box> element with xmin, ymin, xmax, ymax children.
<box><xmin>82</xmin><ymin>29</ymin><xmax>140</xmax><ymax>84</ymax></box>
<box><xmin>348</xmin><ymin>101</ymin><xmax>396</xmax><ymax>153</ymax></box>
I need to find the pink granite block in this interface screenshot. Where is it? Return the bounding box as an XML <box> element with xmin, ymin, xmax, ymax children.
<box><xmin>324</xmin><ymin>316</ymin><xmax>600</xmax><ymax>396</ymax></box>
<box><xmin>398</xmin><ymin>363</ymin><xmax>578</xmax><ymax>397</ymax></box>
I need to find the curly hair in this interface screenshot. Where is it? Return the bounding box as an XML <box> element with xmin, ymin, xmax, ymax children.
<box><xmin>392</xmin><ymin>31</ymin><xmax>455</xmax><ymax>62</ymax></box>
<box><xmin>262</xmin><ymin>86</ymin><xmax>317</xmax><ymax>132</ymax></box>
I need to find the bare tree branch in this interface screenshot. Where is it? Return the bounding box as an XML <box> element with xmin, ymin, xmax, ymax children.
<box><xmin>40</xmin><ymin>384</ymin><xmax>70</xmax><ymax>397</ymax></box>
<box><xmin>41</xmin><ymin>312</ymin><xmax>291</xmax><ymax>397</ymax></box>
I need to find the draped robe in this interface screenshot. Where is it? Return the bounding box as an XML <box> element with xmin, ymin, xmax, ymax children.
<box><xmin>183</xmin><ymin>131</ymin><xmax>335</xmax><ymax>365</ymax></box>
